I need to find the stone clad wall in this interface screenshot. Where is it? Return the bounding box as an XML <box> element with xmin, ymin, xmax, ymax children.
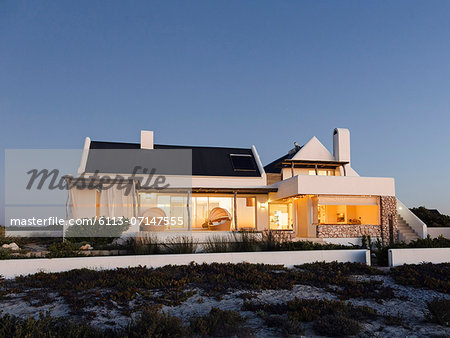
<box><xmin>317</xmin><ymin>224</ymin><xmax>382</xmax><ymax>238</ymax></box>
<box><xmin>380</xmin><ymin>196</ymin><xmax>398</xmax><ymax>243</ymax></box>
<box><xmin>316</xmin><ymin>196</ymin><xmax>398</xmax><ymax>243</ymax></box>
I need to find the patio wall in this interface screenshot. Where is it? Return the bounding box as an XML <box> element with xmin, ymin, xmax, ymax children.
<box><xmin>388</xmin><ymin>248</ymin><xmax>450</xmax><ymax>267</ymax></box>
<box><xmin>1</xmin><ymin>249</ymin><xmax>370</xmax><ymax>279</ymax></box>
<box><xmin>317</xmin><ymin>224</ymin><xmax>381</xmax><ymax>238</ymax></box>
<box><xmin>427</xmin><ymin>227</ymin><xmax>450</xmax><ymax>239</ymax></box>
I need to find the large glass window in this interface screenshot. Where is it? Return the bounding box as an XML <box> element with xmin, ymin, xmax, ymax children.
<box><xmin>318</xmin><ymin>205</ymin><xmax>379</xmax><ymax>225</ymax></box>
<box><xmin>236</xmin><ymin>197</ymin><xmax>256</xmax><ymax>229</ymax></box>
<box><xmin>139</xmin><ymin>193</ymin><xmax>257</xmax><ymax>231</ymax></box>
<box><xmin>139</xmin><ymin>192</ymin><xmax>189</xmax><ymax>230</ymax></box>
<box><xmin>308</xmin><ymin>169</ymin><xmax>335</xmax><ymax>176</ymax></box>
<box><xmin>269</xmin><ymin>203</ymin><xmax>293</xmax><ymax>230</ymax></box>
<box><xmin>192</xmin><ymin>195</ymin><xmax>234</xmax><ymax>230</ymax></box>
<box><xmin>191</xmin><ymin>195</ymin><xmax>257</xmax><ymax>231</ymax></box>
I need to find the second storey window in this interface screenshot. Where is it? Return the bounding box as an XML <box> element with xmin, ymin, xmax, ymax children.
<box><xmin>308</xmin><ymin>169</ymin><xmax>335</xmax><ymax>176</ymax></box>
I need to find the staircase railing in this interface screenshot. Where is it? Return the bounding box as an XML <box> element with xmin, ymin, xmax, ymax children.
<box><xmin>396</xmin><ymin>199</ymin><xmax>428</xmax><ymax>239</ymax></box>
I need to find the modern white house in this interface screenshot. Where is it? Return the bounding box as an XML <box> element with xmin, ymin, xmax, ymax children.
<box><xmin>67</xmin><ymin>128</ymin><xmax>427</xmax><ymax>244</ymax></box>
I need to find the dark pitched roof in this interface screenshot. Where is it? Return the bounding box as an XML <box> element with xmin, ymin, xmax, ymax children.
<box><xmin>264</xmin><ymin>146</ymin><xmax>302</xmax><ymax>174</ymax></box>
<box><xmin>87</xmin><ymin>141</ymin><xmax>261</xmax><ymax>177</ymax></box>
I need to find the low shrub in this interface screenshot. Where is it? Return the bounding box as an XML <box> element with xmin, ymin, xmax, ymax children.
<box><xmin>65</xmin><ymin>217</ymin><xmax>130</xmax><ymax>246</ymax></box>
<box><xmin>260</xmin><ymin>313</ymin><xmax>303</xmax><ymax>336</ymax></box>
<box><xmin>163</xmin><ymin>236</ymin><xmax>198</xmax><ymax>254</ymax></box>
<box><xmin>295</xmin><ymin>262</ymin><xmax>393</xmax><ymax>301</ymax></box>
<box><xmin>312</xmin><ymin>314</ymin><xmax>362</xmax><ymax>337</ymax></box>
<box><xmin>298</xmin><ymin>261</ymin><xmax>383</xmax><ymax>276</ymax></box>
<box><xmin>279</xmin><ymin>240</ymin><xmax>351</xmax><ymax>251</ymax></box>
<box><xmin>46</xmin><ymin>241</ymin><xmax>81</xmax><ymax>258</ymax></box>
<box><xmin>390</xmin><ymin>263</ymin><xmax>450</xmax><ymax>293</ymax></box>
<box><xmin>410</xmin><ymin>206</ymin><xmax>450</xmax><ymax>228</ymax></box>
<box><xmin>204</xmin><ymin>235</ymin><xmax>233</xmax><ymax>253</ymax></box>
<box><xmin>189</xmin><ymin>307</ymin><xmax>249</xmax><ymax>337</ymax></box>
<box><xmin>259</xmin><ymin>231</ymin><xmax>352</xmax><ymax>252</ymax></box>
<box><xmin>383</xmin><ymin>312</ymin><xmax>405</xmax><ymax>327</ymax></box>
<box><xmin>231</xmin><ymin>231</ymin><xmax>260</xmax><ymax>252</ymax></box>
<box><xmin>126</xmin><ymin>306</ymin><xmax>185</xmax><ymax>337</ymax></box>
<box><xmin>425</xmin><ymin>298</ymin><xmax>450</xmax><ymax>326</ymax></box>
<box><xmin>0</xmin><ymin>249</ymin><xmax>11</xmax><ymax>260</ymax></box>
<box><xmin>0</xmin><ymin>307</ymin><xmax>185</xmax><ymax>337</ymax></box>
<box><xmin>0</xmin><ymin>311</ymin><xmax>109</xmax><ymax>337</ymax></box>
<box><xmin>243</xmin><ymin>298</ymin><xmax>377</xmax><ymax>322</ymax></box>
<box><xmin>132</xmin><ymin>235</ymin><xmax>161</xmax><ymax>255</ymax></box>
<box><xmin>11</xmin><ymin>263</ymin><xmax>294</xmax><ymax>314</ymax></box>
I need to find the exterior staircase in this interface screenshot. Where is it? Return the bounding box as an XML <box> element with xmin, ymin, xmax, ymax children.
<box><xmin>397</xmin><ymin>215</ymin><xmax>419</xmax><ymax>243</ymax></box>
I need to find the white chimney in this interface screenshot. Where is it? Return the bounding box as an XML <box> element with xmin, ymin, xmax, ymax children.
<box><xmin>141</xmin><ymin>130</ymin><xmax>154</xmax><ymax>149</ymax></box>
<box><xmin>333</xmin><ymin>128</ymin><xmax>351</xmax><ymax>163</ymax></box>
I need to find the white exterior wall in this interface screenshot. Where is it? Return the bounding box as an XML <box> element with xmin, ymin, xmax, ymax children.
<box><xmin>1</xmin><ymin>250</ymin><xmax>370</xmax><ymax>279</ymax></box>
<box><xmin>389</xmin><ymin>248</ymin><xmax>450</xmax><ymax>266</ymax></box>
<box><xmin>77</xmin><ymin>137</ymin><xmax>91</xmax><ymax>175</ymax></box>
<box><xmin>427</xmin><ymin>227</ymin><xmax>450</xmax><ymax>239</ymax></box>
<box><xmin>273</xmin><ymin>175</ymin><xmax>395</xmax><ymax>200</ymax></box>
<box><xmin>295</xmin><ymin>197</ymin><xmax>314</xmax><ymax>237</ymax></box>
<box><xmin>333</xmin><ymin>128</ymin><xmax>351</xmax><ymax>162</ymax></box>
<box><xmin>140</xmin><ymin>130</ymin><xmax>154</xmax><ymax>149</ymax></box>
<box><xmin>256</xmin><ymin>195</ymin><xmax>269</xmax><ymax>230</ymax></box>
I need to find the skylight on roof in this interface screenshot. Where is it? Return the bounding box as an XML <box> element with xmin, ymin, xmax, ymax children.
<box><xmin>230</xmin><ymin>154</ymin><xmax>257</xmax><ymax>172</ymax></box>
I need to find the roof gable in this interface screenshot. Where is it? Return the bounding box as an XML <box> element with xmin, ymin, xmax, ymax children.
<box><xmin>291</xmin><ymin>136</ymin><xmax>335</xmax><ymax>161</ymax></box>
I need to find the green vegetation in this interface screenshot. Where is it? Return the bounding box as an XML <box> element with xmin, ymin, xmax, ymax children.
<box><xmin>1</xmin><ymin>262</ymin><xmax>449</xmax><ymax>336</ymax></box>
<box><xmin>313</xmin><ymin>314</ymin><xmax>362</xmax><ymax>337</ymax></box>
<box><xmin>0</xmin><ymin>307</ymin><xmax>250</xmax><ymax>338</ymax></box>
<box><xmin>163</xmin><ymin>236</ymin><xmax>198</xmax><ymax>254</ymax></box>
<box><xmin>243</xmin><ymin>298</ymin><xmax>375</xmax><ymax>336</ymax></box>
<box><xmin>375</xmin><ymin>236</ymin><xmax>450</xmax><ymax>266</ymax></box>
<box><xmin>295</xmin><ymin>262</ymin><xmax>394</xmax><ymax>301</ymax></box>
<box><xmin>203</xmin><ymin>235</ymin><xmax>233</xmax><ymax>253</ymax></box>
<box><xmin>47</xmin><ymin>241</ymin><xmax>81</xmax><ymax>258</ymax></box>
<box><xmin>131</xmin><ymin>235</ymin><xmax>160</xmax><ymax>255</ymax></box>
<box><xmin>425</xmin><ymin>298</ymin><xmax>450</xmax><ymax>327</ymax></box>
<box><xmin>7</xmin><ymin>263</ymin><xmax>293</xmax><ymax>314</ymax></box>
<box><xmin>0</xmin><ymin>311</ymin><xmax>108</xmax><ymax>338</ymax></box>
<box><xmin>260</xmin><ymin>313</ymin><xmax>303</xmax><ymax>336</ymax></box>
<box><xmin>243</xmin><ymin>298</ymin><xmax>377</xmax><ymax>322</ymax></box>
<box><xmin>65</xmin><ymin>217</ymin><xmax>130</xmax><ymax>246</ymax></box>
<box><xmin>390</xmin><ymin>263</ymin><xmax>450</xmax><ymax>293</ymax></box>
<box><xmin>3</xmin><ymin>262</ymin><xmax>393</xmax><ymax>319</ymax></box>
<box><xmin>127</xmin><ymin>305</ymin><xmax>186</xmax><ymax>337</ymax></box>
<box><xmin>189</xmin><ymin>307</ymin><xmax>250</xmax><ymax>337</ymax></box>
<box><xmin>410</xmin><ymin>206</ymin><xmax>450</xmax><ymax>227</ymax></box>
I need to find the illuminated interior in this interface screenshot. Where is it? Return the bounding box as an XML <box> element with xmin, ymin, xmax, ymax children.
<box><xmin>269</xmin><ymin>203</ymin><xmax>293</xmax><ymax>230</ymax></box>
<box><xmin>318</xmin><ymin>204</ymin><xmax>379</xmax><ymax>225</ymax></box>
<box><xmin>139</xmin><ymin>193</ymin><xmax>256</xmax><ymax>230</ymax></box>
<box><xmin>308</xmin><ymin>169</ymin><xmax>335</xmax><ymax>176</ymax></box>
<box><xmin>192</xmin><ymin>196</ymin><xmax>234</xmax><ymax>229</ymax></box>
<box><xmin>139</xmin><ymin>193</ymin><xmax>189</xmax><ymax>230</ymax></box>
<box><xmin>192</xmin><ymin>195</ymin><xmax>256</xmax><ymax>230</ymax></box>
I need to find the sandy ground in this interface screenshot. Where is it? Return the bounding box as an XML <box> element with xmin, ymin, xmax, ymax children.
<box><xmin>1</xmin><ymin>273</ymin><xmax>449</xmax><ymax>337</ymax></box>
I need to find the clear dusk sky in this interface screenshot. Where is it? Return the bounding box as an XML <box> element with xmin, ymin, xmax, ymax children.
<box><xmin>1</xmin><ymin>0</ymin><xmax>449</xmax><ymax>222</ymax></box>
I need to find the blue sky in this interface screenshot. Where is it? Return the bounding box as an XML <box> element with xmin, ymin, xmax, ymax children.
<box><xmin>1</xmin><ymin>0</ymin><xmax>449</xmax><ymax>222</ymax></box>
